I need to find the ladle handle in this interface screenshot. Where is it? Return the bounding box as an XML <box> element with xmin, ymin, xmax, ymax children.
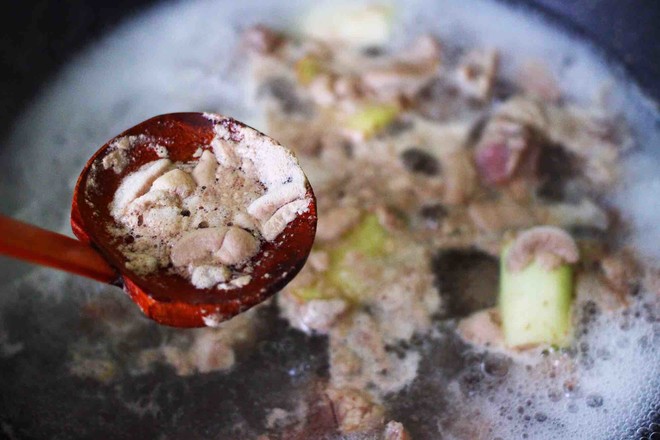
<box><xmin>0</xmin><ymin>214</ymin><xmax>118</xmax><ymax>283</ymax></box>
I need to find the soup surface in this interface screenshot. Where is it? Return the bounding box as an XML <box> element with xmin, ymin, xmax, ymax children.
<box><xmin>0</xmin><ymin>1</ymin><xmax>658</xmax><ymax>439</ymax></box>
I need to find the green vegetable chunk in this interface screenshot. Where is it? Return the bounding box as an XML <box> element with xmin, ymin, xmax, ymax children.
<box><xmin>499</xmin><ymin>239</ymin><xmax>575</xmax><ymax>349</ymax></box>
<box><xmin>295</xmin><ymin>55</ymin><xmax>322</xmax><ymax>86</ymax></box>
<box><xmin>327</xmin><ymin>214</ymin><xmax>389</xmax><ymax>300</ymax></box>
<box><xmin>291</xmin><ymin>214</ymin><xmax>389</xmax><ymax>303</ymax></box>
<box><xmin>334</xmin><ymin>214</ymin><xmax>388</xmax><ymax>258</ymax></box>
<box><xmin>346</xmin><ymin>104</ymin><xmax>399</xmax><ymax>139</ymax></box>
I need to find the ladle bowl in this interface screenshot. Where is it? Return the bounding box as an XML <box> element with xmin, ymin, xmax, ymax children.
<box><xmin>1</xmin><ymin>112</ymin><xmax>317</xmax><ymax>328</ymax></box>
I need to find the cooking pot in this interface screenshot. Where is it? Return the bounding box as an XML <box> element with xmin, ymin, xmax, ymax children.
<box><xmin>0</xmin><ymin>1</ymin><xmax>658</xmax><ymax>438</ymax></box>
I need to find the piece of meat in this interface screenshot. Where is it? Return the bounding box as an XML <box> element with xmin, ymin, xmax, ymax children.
<box><xmin>495</xmin><ymin>96</ymin><xmax>549</xmax><ymax>132</ymax></box>
<box><xmin>244</xmin><ymin>24</ymin><xmax>284</xmax><ymax>54</ymax></box>
<box><xmin>151</xmin><ymin>169</ymin><xmax>197</xmax><ymax>198</ymax></box>
<box><xmin>170</xmin><ymin>227</ymin><xmax>228</xmax><ymax>267</ymax></box>
<box><xmin>191</xmin><ymin>150</ymin><xmax>218</xmax><ymax>187</ymax></box>
<box><xmin>575</xmin><ymin>272</ymin><xmax>629</xmax><ymax>312</ymax></box>
<box><xmin>599</xmin><ymin>249</ymin><xmax>641</xmax><ymax>301</ymax></box>
<box><xmin>474</xmin><ymin>119</ymin><xmax>538</xmax><ymax>186</ymax></box>
<box><xmin>383</xmin><ymin>421</ymin><xmax>411</xmax><ymax>440</ymax></box>
<box><xmin>260</xmin><ymin>198</ymin><xmax>310</xmax><ymax>241</ymax></box>
<box><xmin>442</xmin><ymin>149</ymin><xmax>477</xmax><ymax>205</ymax></box>
<box><xmin>456</xmin><ymin>307</ymin><xmax>505</xmax><ymax>349</ymax></box>
<box><xmin>541</xmin><ymin>199</ymin><xmax>609</xmax><ymax>231</ymax></box>
<box><xmin>375</xmin><ymin>205</ymin><xmax>406</xmax><ymax>232</ymax></box>
<box><xmin>188</xmin><ymin>330</ymin><xmax>236</xmax><ymax>374</ymax></box>
<box><xmin>316</xmin><ymin>205</ymin><xmax>362</xmax><ymax>241</ymax></box>
<box><xmin>110</xmin><ymin>159</ymin><xmax>172</xmax><ymax>218</ymax></box>
<box><xmin>454</xmin><ymin>49</ymin><xmax>499</xmax><ymax>101</ymax></box>
<box><xmin>326</xmin><ymin>387</ymin><xmax>385</xmax><ymax>433</ymax></box>
<box><xmin>307</xmin><ymin>73</ymin><xmax>338</xmax><ymax>107</ymax></box>
<box><xmin>297</xmin><ymin>299</ymin><xmax>349</xmax><ymax>334</ymax></box>
<box><xmin>215</xmin><ymin>226</ymin><xmax>259</xmax><ymax>266</ymax></box>
<box><xmin>362</xmin><ymin>35</ymin><xmax>441</xmax><ymax>99</ymax></box>
<box><xmin>468</xmin><ymin>199</ymin><xmax>535</xmax><ymax>233</ymax></box>
<box><xmin>506</xmin><ymin>225</ymin><xmax>579</xmax><ymax>272</ymax></box>
<box><xmin>248</xmin><ymin>184</ymin><xmax>307</xmax><ymax>223</ymax></box>
<box><xmin>305</xmin><ymin>70</ymin><xmax>365</xmax><ymax>109</ymax></box>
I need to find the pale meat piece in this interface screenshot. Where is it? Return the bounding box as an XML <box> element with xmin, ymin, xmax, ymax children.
<box><xmin>326</xmin><ymin>387</ymin><xmax>385</xmax><ymax>434</ymax></box>
<box><xmin>248</xmin><ymin>183</ymin><xmax>307</xmax><ymax>223</ymax></box>
<box><xmin>457</xmin><ymin>308</ymin><xmax>505</xmax><ymax>349</ymax></box>
<box><xmin>151</xmin><ymin>169</ymin><xmax>197</xmax><ymax>198</ymax></box>
<box><xmin>315</xmin><ymin>205</ymin><xmax>361</xmax><ymax>241</ymax></box>
<box><xmin>599</xmin><ymin>249</ymin><xmax>641</xmax><ymax>301</ymax></box>
<box><xmin>362</xmin><ymin>35</ymin><xmax>442</xmax><ymax>99</ymax></box>
<box><xmin>506</xmin><ymin>225</ymin><xmax>579</xmax><ymax>272</ymax></box>
<box><xmin>191</xmin><ymin>150</ymin><xmax>218</xmax><ymax>186</ymax></box>
<box><xmin>110</xmin><ymin>158</ymin><xmax>172</xmax><ymax>218</ymax></box>
<box><xmin>540</xmin><ymin>199</ymin><xmax>610</xmax><ymax>231</ymax></box>
<box><xmin>468</xmin><ymin>199</ymin><xmax>536</xmax><ymax>233</ymax></box>
<box><xmin>261</xmin><ymin>198</ymin><xmax>310</xmax><ymax>241</ymax></box>
<box><xmin>215</xmin><ymin>226</ymin><xmax>259</xmax><ymax>266</ymax></box>
<box><xmin>170</xmin><ymin>227</ymin><xmax>228</xmax><ymax>267</ymax></box>
<box><xmin>157</xmin><ymin>311</ymin><xmax>257</xmax><ymax>376</ymax></box>
<box><xmin>442</xmin><ymin>149</ymin><xmax>478</xmax><ymax>205</ymax></box>
<box><xmin>383</xmin><ymin>421</ymin><xmax>412</xmax><ymax>440</ymax></box>
<box><xmin>454</xmin><ymin>49</ymin><xmax>499</xmax><ymax>101</ymax></box>
<box><xmin>123</xmin><ymin>190</ymin><xmax>186</xmax><ymax>236</ymax></box>
<box><xmin>286</xmin><ymin>298</ymin><xmax>349</xmax><ymax>334</ymax></box>
<box><xmin>575</xmin><ymin>272</ymin><xmax>629</xmax><ymax>311</ymax></box>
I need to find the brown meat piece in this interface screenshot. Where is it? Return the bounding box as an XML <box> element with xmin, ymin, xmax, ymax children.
<box><xmin>442</xmin><ymin>149</ymin><xmax>478</xmax><ymax>205</ymax></box>
<box><xmin>244</xmin><ymin>24</ymin><xmax>284</xmax><ymax>54</ymax></box>
<box><xmin>474</xmin><ymin>119</ymin><xmax>539</xmax><ymax>186</ymax></box>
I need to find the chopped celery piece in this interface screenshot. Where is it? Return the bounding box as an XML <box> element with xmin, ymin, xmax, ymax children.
<box><xmin>327</xmin><ymin>263</ymin><xmax>364</xmax><ymax>301</ymax></box>
<box><xmin>336</xmin><ymin>214</ymin><xmax>389</xmax><ymax>258</ymax></box>
<box><xmin>499</xmin><ymin>244</ymin><xmax>573</xmax><ymax>348</ymax></box>
<box><xmin>346</xmin><ymin>104</ymin><xmax>399</xmax><ymax>139</ymax></box>
<box><xmin>292</xmin><ymin>284</ymin><xmax>323</xmax><ymax>302</ymax></box>
<box><xmin>295</xmin><ymin>214</ymin><xmax>389</xmax><ymax>303</ymax></box>
<box><xmin>295</xmin><ymin>55</ymin><xmax>322</xmax><ymax>86</ymax></box>
<box><xmin>328</xmin><ymin>214</ymin><xmax>389</xmax><ymax>301</ymax></box>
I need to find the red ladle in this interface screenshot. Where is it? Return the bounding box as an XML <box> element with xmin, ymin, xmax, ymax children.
<box><xmin>0</xmin><ymin>113</ymin><xmax>317</xmax><ymax>328</ymax></box>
